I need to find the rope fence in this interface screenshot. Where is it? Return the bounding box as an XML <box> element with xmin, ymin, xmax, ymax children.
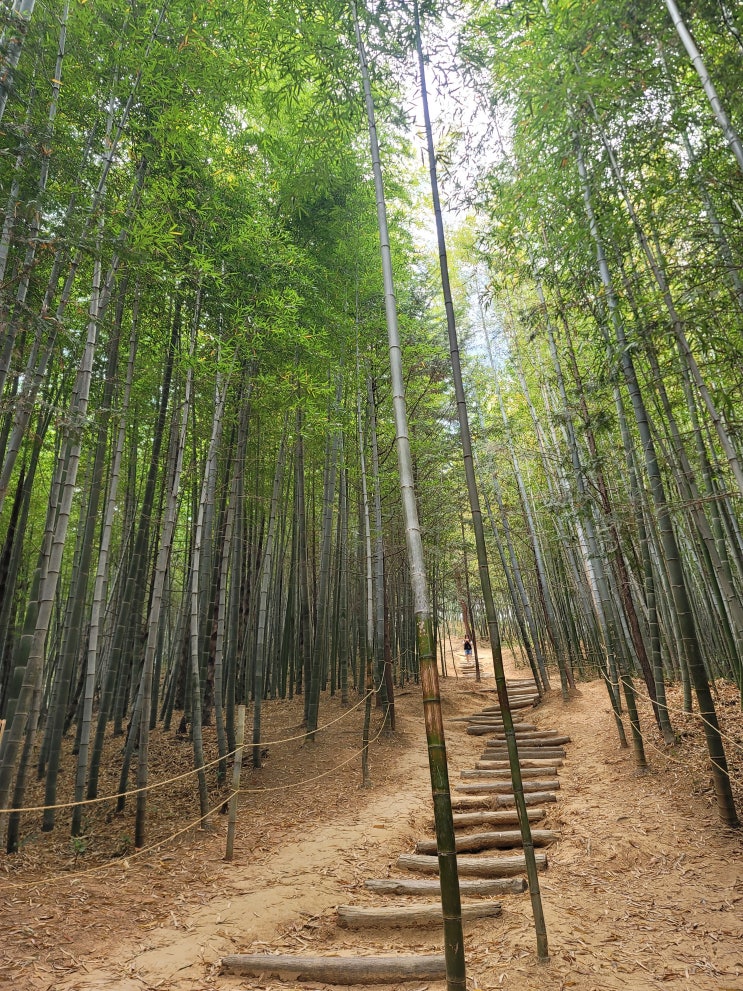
<box><xmin>625</xmin><ymin>680</ymin><xmax>743</xmax><ymax>758</ymax></box>
<box><xmin>0</xmin><ymin>705</ymin><xmax>391</xmax><ymax>892</ymax></box>
<box><xmin>0</xmin><ymin>686</ymin><xmax>379</xmax><ymax>816</ymax></box>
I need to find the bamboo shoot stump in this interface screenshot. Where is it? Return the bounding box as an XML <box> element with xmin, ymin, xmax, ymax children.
<box><xmin>415</xmin><ymin>829</ymin><xmax>558</xmax><ymax>854</ymax></box>
<box><xmin>336</xmin><ymin>901</ymin><xmax>502</xmax><ymax>928</ymax></box>
<box><xmin>221</xmin><ymin>954</ymin><xmax>447</xmax><ymax>983</ymax></box>
<box><xmin>398</xmin><ymin>851</ymin><xmax>547</xmax><ymax>877</ymax></box>
<box><xmin>451</xmin><ymin>809</ymin><xmax>546</xmax><ymax>829</ymax></box>
<box><xmin>455</xmin><ymin>779</ymin><xmax>560</xmax><ymax>794</ymax></box>
<box><xmin>364</xmin><ymin>877</ymin><xmax>527</xmax><ymax>896</ymax></box>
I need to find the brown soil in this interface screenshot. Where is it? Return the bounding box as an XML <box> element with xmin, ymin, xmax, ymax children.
<box><xmin>1</xmin><ymin>647</ymin><xmax>742</xmax><ymax>991</ymax></box>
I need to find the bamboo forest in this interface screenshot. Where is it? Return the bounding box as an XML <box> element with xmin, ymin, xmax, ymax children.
<box><xmin>0</xmin><ymin>0</ymin><xmax>741</xmax><ymax>988</ymax></box>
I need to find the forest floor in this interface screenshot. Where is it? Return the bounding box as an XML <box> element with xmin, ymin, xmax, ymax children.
<box><xmin>1</xmin><ymin>647</ymin><xmax>742</xmax><ymax>991</ymax></box>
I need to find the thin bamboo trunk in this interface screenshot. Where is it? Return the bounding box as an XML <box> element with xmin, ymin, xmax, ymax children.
<box><xmin>353</xmin><ymin>3</ymin><xmax>465</xmax><ymax>985</ymax></box>
<box><xmin>413</xmin><ymin>0</ymin><xmax>547</xmax><ymax>959</ymax></box>
<box><xmin>574</xmin><ymin>128</ymin><xmax>739</xmax><ymax>826</ymax></box>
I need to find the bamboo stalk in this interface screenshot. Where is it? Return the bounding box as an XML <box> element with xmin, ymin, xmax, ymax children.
<box><xmin>225</xmin><ymin>705</ymin><xmax>245</xmax><ymax>862</ymax></box>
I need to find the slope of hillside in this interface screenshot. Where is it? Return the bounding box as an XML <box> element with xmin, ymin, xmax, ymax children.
<box><xmin>1</xmin><ymin>649</ymin><xmax>741</xmax><ymax>991</ymax></box>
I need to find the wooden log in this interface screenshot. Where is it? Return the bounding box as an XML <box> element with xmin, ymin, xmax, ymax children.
<box><xmin>482</xmin><ymin>748</ymin><xmax>566</xmax><ymax>760</ymax></box>
<box><xmin>451</xmin><ymin>809</ymin><xmax>546</xmax><ymax>829</ymax></box>
<box><xmin>364</xmin><ymin>877</ymin><xmax>527</xmax><ymax>896</ymax></box>
<box><xmin>452</xmin><ymin>715</ymin><xmax>530</xmax><ymax>725</ymax></box>
<box><xmin>398</xmin><ymin>852</ymin><xmax>547</xmax><ymax>877</ymax></box>
<box><xmin>482</xmin><ymin>701</ymin><xmax>531</xmax><ymax>708</ymax></box>
<box><xmin>492</xmin><ymin>791</ymin><xmax>557</xmax><ymax>806</ymax></box>
<box><xmin>221</xmin><ymin>954</ymin><xmax>447</xmax><ymax>983</ymax></box>
<box><xmin>448</xmin><ymin>712</ymin><xmax>526</xmax><ymax>726</ymax></box>
<box><xmin>415</xmin><ymin>829</ymin><xmax>558</xmax><ymax>854</ymax></box>
<box><xmin>462</xmin><ymin>767</ymin><xmax>554</xmax><ymax>779</ymax></box>
<box><xmin>484</xmin><ymin>727</ymin><xmax>559</xmax><ymax>736</ymax></box>
<box><xmin>482</xmin><ymin>692</ymin><xmax>539</xmax><ymax>714</ymax></box>
<box><xmin>467</xmin><ymin>724</ymin><xmax>505</xmax><ymax>736</ymax></box>
<box><xmin>481</xmin><ymin>752</ymin><xmax>566</xmax><ymax>763</ymax></box>
<box><xmin>487</xmin><ymin>734</ymin><xmax>572</xmax><ymax>746</ymax></box>
<box><xmin>456</xmin><ymin>779</ymin><xmax>560</xmax><ymax>794</ymax></box>
<box><xmin>476</xmin><ymin>759</ymin><xmax>563</xmax><ymax>770</ymax></box>
<box><xmin>482</xmin><ymin>698</ymin><xmax>537</xmax><ymax>710</ymax></box>
<box><xmin>336</xmin><ymin>901</ymin><xmax>502</xmax><ymax>928</ymax></box>
<box><xmin>451</xmin><ymin>791</ymin><xmax>557</xmax><ymax>811</ymax></box>
<box><xmin>465</xmin><ymin>721</ymin><xmax>539</xmax><ymax>731</ymax></box>
<box><xmin>450</xmin><ymin>794</ymin><xmax>504</xmax><ymax>810</ymax></box>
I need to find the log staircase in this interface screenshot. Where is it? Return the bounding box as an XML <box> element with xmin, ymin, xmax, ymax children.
<box><xmin>222</xmin><ymin>678</ymin><xmax>569</xmax><ymax>984</ymax></box>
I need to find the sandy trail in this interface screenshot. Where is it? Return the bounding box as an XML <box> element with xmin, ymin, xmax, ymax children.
<box><xmin>2</xmin><ymin>646</ymin><xmax>742</xmax><ymax>991</ymax></box>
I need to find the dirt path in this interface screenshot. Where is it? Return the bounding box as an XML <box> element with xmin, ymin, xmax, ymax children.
<box><xmin>2</xmin><ymin>649</ymin><xmax>742</xmax><ymax>991</ymax></box>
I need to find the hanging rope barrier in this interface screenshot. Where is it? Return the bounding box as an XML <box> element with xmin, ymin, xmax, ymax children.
<box><xmin>0</xmin><ymin>686</ymin><xmax>379</xmax><ymax>816</ymax></box>
<box><xmin>626</xmin><ymin>681</ymin><xmax>743</xmax><ymax>758</ymax></box>
<box><xmin>0</xmin><ymin>706</ymin><xmax>391</xmax><ymax>892</ymax></box>
<box><xmin>0</xmin><ymin>791</ymin><xmax>236</xmax><ymax>893</ymax></box>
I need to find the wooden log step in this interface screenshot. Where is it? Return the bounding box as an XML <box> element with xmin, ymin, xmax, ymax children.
<box><xmin>481</xmin><ymin>698</ymin><xmax>536</xmax><ymax>711</ymax></box>
<box><xmin>364</xmin><ymin>877</ymin><xmax>527</xmax><ymax>896</ymax></box>
<box><xmin>450</xmin><ymin>794</ymin><xmax>506</xmax><ymax>811</ymax></box>
<box><xmin>468</xmin><ymin>724</ymin><xmax>508</xmax><ymax>736</ymax></box>
<box><xmin>451</xmin><ymin>809</ymin><xmax>546</xmax><ymax>829</ymax></box>
<box><xmin>451</xmin><ymin>714</ymin><xmax>529</xmax><ymax>724</ymax></box>
<box><xmin>476</xmin><ymin>758</ymin><xmax>563</xmax><ymax>770</ymax></box>
<box><xmin>482</xmin><ymin>726</ymin><xmax>558</xmax><ymax>736</ymax></box>
<box><xmin>336</xmin><ymin>901</ymin><xmax>502</xmax><ymax>928</ymax></box>
<box><xmin>464</xmin><ymin>710</ymin><xmax>537</xmax><ymax>730</ymax></box>
<box><xmin>465</xmin><ymin>720</ymin><xmax>538</xmax><ymax>731</ymax></box>
<box><xmin>482</xmin><ymin>748</ymin><xmax>566</xmax><ymax>760</ymax></box>
<box><xmin>462</xmin><ymin>767</ymin><xmax>556</xmax><ymax>779</ymax></box>
<box><xmin>415</xmin><ymin>829</ymin><xmax>558</xmax><ymax>854</ymax></box>
<box><xmin>398</xmin><ymin>852</ymin><xmax>547</xmax><ymax>877</ymax></box>
<box><xmin>450</xmin><ymin>791</ymin><xmax>553</xmax><ymax>810</ymax></box>
<box><xmin>484</xmin><ymin>692</ymin><xmax>538</xmax><ymax>702</ymax></box>
<box><xmin>487</xmin><ymin>734</ymin><xmax>572</xmax><ymax>746</ymax></box>
<box><xmin>456</xmin><ymin>779</ymin><xmax>559</xmax><ymax>794</ymax></box>
<box><xmin>488</xmin><ymin>791</ymin><xmax>557</xmax><ymax>807</ymax></box>
<box><xmin>494</xmin><ymin>692</ymin><xmax>538</xmax><ymax>701</ymax></box>
<box><xmin>221</xmin><ymin>953</ymin><xmax>447</xmax><ymax>983</ymax></box>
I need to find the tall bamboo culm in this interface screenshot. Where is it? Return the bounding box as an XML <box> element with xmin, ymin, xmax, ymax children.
<box><xmin>352</xmin><ymin>3</ymin><xmax>465</xmax><ymax>987</ymax></box>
